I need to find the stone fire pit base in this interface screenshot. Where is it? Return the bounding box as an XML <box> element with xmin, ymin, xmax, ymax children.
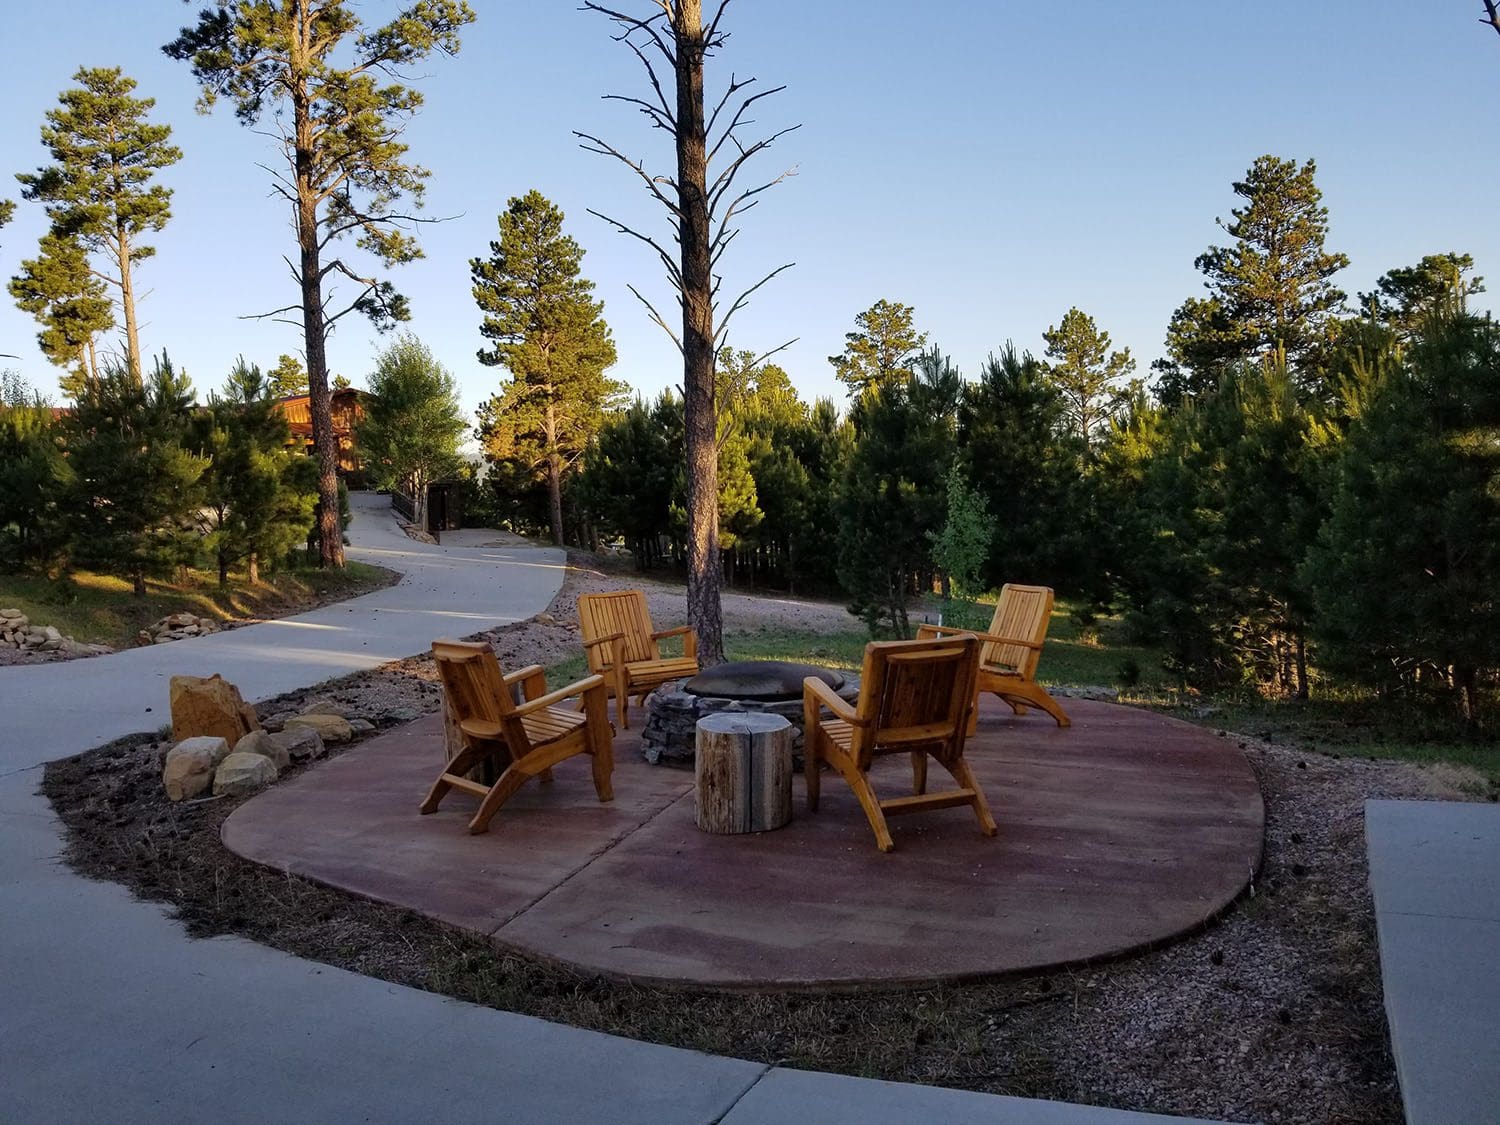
<box><xmin>640</xmin><ymin>672</ymin><xmax>860</xmax><ymax>769</ymax></box>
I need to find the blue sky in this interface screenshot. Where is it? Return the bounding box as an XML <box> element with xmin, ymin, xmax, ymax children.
<box><xmin>1</xmin><ymin>2</ymin><xmax>1495</xmax><ymax>418</ymax></box>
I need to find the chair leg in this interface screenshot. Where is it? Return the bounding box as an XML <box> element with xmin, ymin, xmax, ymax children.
<box><xmin>467</xmin><ymin>764</ymin><xmax>531</xmax><ymax>835</ymax></box>
<box><xmin>419</xmin><ymin>743</ymin><xmax>488</xmax><ymax>814</ymax></box>
<box><xmin>804</xmin><ymin>729</ymin><xmax>822</xmax><ymax>812</ymax></box>
<box><xmin>584</xmin><ymin>690</ymin><xmax>615</xmax><ymax>803</ymax></box>
<box><xmin>911</xmin><ymin>751</ymin><xmax>928</xmax><ymax>795</ymax></box>
<box><xmin>947</xmin><ymin>757</ymin><xmax>998</xmax><ymax>838</ymax></box>
<box><xmin>840</xmin><ymin>764</ymin><xmax>895</xmax><ymax>853</ymax></box>
<box><xmin>539</xmin><ymin>767</ymin><xmax>555</xmax><ymax>784</ymax></box>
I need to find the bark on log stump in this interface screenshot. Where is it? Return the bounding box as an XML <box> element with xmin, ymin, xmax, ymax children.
<box><xmin>694</xmin><ymin>712</ymin><xmax>793</xmax><ymax>834</ymax></box>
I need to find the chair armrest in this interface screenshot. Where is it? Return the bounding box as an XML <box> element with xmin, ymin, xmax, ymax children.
<box><xmin>651</xmin><ymin>624</ymin><xmax>697</xmax><ymax>659</ymax></box>
<box><xmin>501</xmin><ymin>663</ymin><xmax>546</xmax><ymax>684</ymax></box>
<box><xmin>916</xmin><ymin>622</ymin><xmax>1042</xmax><ymax>650</ymax></box>
<box><xmin>512</xmin><ymin>674</ymin><xmax>606</xmax><ymax>716</ymax></box>
<box><xmin>581</xmin><ymin>632</ymin><xmax>625</xmax><ymax>650</ymax></box>
<box><xmin>804</xmin><ymin>677</ymin><xmax>864</xmax><ymax>725</ymax></box>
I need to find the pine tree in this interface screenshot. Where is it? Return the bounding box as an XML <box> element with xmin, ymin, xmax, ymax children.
<box><xmin>1359</xmin><ymin>252</ymin><xmax>1485</xmax><ymax>337</ymax></box>
<box><xmin>0</xmin><ymin>396</ymin><xmax>64</xmax><ymax>568</ymax></box>
<box><xmin>357</xmin><ymin>336</ymin><xmax>466</xmax><ymax>531</ymax></box>
<box><xmin>581</xmin><ymin>393</ymin><xmax>682</xmax><ymax>568</ymax></box>
<box><xmin>828</xmin><ymin>299</ymin><xmax>928</xmax><ymax>396</ymax></box>
<box><xmin>14</xmin><ymin>67</ymin><xmax>180</xmax><ymax>381</ymax></box>
<box><xmin>1306</xmin><ymin>313</ymin><xmax>1500</xmax><ymax>724</ymax></box>
<box><xmin>1160</xmin><ymin>155</ymin><xmax>1348</xmax><ymax>398</ymax></box>
<box><xmin>837</xmin><ymin>348</ymin><xmax>958</xmax><ymax>636</ymax></box>
<box><xmin>268</xmin><ymin>354</ymin><xmax>309</xmax><ymax>398</ymax></box>
<box><xmin>199</xmin><ymin>359</ymin><xmax>317</xmax><ymax>585</ymax></box>
<box><xmin>471</xmin><ymin>190</ymin><xmax>621</xmax><ymax>545</ymax></box>
<box><xmin>58</xmin><ymin>354</ymin><xmax>207</xmax><ymax>594</ymax></box>
<box><xmin>1041</xmin><ymin>306</ymin><xmax>1136</xmax><ymax>447</ymax></box>
<box><xmin>167</xmin><ymin>0</ymin><xmax>476</xmax><ymax>568</ymax></box>
<box><xmin>8</xmin><ymin>231</ymin><xmax>113</xmax><ymax>392</ymax></box>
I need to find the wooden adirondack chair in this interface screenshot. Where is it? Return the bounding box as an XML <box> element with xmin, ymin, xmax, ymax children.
<box><xmin>803</xmin><ymin>634</ymin><xmax>995</xmax><ymax>853</ymax></box>
<box><xmin>421</xmin><ymin>639</ymin><xmax>614</xmax><ymax>834</ymax></box>
<box><xmin>917</xmin><ymin>583</ymin><xmax>1071</xmax><ymax>729</ymax></box>
<box><xmin>577</xmin><ymin>590</ymin><xmax>699</xmax><ymax>729</ymax></box>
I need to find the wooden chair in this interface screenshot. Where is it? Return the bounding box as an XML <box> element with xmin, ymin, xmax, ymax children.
<box><xmin>917</xmin><ymin>583</ymin><xmax>1071</xmax><ymax>729</ymax></box>
<box><xmin>803</xmin><ymin>635</ymin><xmax>995</xmax><ymax>853</ymax></box>
<box><xmin>577</xmin><ymin>590</ymin><xmax>699</xmax><ymax>729</ymax></box>
<box><xmin>421</xmin><ymin>639</ymin><xmax>614</xmax><ymax>834</ymax></box>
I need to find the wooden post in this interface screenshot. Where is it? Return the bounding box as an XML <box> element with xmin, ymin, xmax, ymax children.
<box><xmin>694</xmin><ymin>712</ymin><xmax>793</xmax><ymax>834</ymax></box>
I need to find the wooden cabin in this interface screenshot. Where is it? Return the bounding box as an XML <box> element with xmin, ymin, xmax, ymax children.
<box><xmin>274</xmin><ymin>388</ymin><xmax>366</xmax><ymax>486</ymax></box>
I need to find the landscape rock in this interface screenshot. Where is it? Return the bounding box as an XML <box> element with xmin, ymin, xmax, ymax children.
<box><xmin>269</xmin><ymin>726</ymin><xmax>326</xmax><ymax>762</ymax></box>
<box><xmin>534</xmin><ymin>612</ymin><xmax>557</xmax><ymax>626</ymax></box>
<box><xmin>212</xmin><ymin>752</ymin><xmax>278</xmax><ymax>797</ymax></box>
<box><xmin>233</xmin><ymin>730</ymin><xmax>289</xmax><ymax>772</ymax></box>
<box><xmin>142</xmin><ymin>612</ymin><xmax>221</xmax><ymax>646</ymax></box>
<box><xmin>297</xmin><ymin>699</ymin><xmax>346</xmax><ymax>717</ymax></box>
<box><xmin>382</xmin><ymin>706</ymin><xmax>423</xmax><ymax>725</ymax></box>
<box><xmin>283</xmin><ymin>713</ymin><xmax>353</xmax><ymax>743</ymax></box>
<box><xmin>170</xmin><ymin>674</ymin><xmax>261</xmax><ymax>745</ymax></box>
<box><xmin>348</xmin><ymin>718</ymin><xmax>375</xmax><ymax>735</ymax></box>
<box><xmin>162</xmin><ymin>736</ymin><xmax>230</xmax><ymax>801</ymax></box>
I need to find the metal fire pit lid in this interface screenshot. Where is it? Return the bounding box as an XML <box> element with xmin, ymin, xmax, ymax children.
<box><xmin>682</xmin><ymin>659</ymin><xmax>845</xmax><ymax>703</ymax></box>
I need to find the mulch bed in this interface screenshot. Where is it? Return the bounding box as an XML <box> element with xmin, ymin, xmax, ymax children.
<box><xmin>40</xmin><ymin>564</ymin><xmax>1476</xmax><ymax>1123</ymax></box>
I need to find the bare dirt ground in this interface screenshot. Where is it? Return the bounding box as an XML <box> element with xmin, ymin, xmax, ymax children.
<box><xmin>42</xmin><ymin>557</ymin><xmax>1486</xmax><ymax>1124</ymax></box>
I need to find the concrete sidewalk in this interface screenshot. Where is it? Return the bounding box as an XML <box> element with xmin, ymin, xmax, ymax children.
<box><xmin>0</xmin><ymin>493</ymin><xmax>1222</xmax><ymax>1123</ymax></box>
<box><xmin>1367</xmin><ymin>799</ymin><xmax>1500</xmax><ymax>1125</ymax></box>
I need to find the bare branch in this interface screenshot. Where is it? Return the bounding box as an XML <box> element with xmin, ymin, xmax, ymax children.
<box><xmin>575</xmin><ymin>131</ymin><xmax>683</xmax><ymax>217</ymax></box>
<box><xmin>704</xmin><ymin>0</ymin><xmax>734</xmax><ymax>47</ymax></box>
<box><xmin>709</xmin><ymin>126</ymin><xmax>801</xmax><ymax>216</ymax></box>
<box><xmin>580</xmin><ymin>3</ymin><xmax>677</xmax><ymax>65</ymax></box>
<box><xmin>714</xmin><ymin>262</ymin><xmax>794</xmax><ymax>345</ymax></box>
<box><xmin>745</xmin><ymin>337</ymin><xmax>798</xmax><ymax>370</ymax></box>
<box><xmin>585</xmin><ymin>207</ymin><xmax>685</xmax><ymax>290</ymax></box>
<box><xmin>627</xmin><ymin>283</ymin><xmax>684</xmax><ymax>353</ymax></box>
<box><xmin>239</xmin><ymin>302</ymin><xmax>304</xmax><ymax>322</ymax></box>
<box><xmin>1485</xmin><ymin>1</ymin><xmax>1500</xmax><ymax>36</ymax></box>
<box><xmin>707</xmin><ymin>83</ymin><xmax>789</xmax><ymax>165</ymax></box>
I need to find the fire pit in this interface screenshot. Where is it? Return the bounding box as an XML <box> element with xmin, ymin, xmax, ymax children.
<box><xmin>640</xmin><ymin>659</ymin><xmax>860</xmax><ymax>767</ymax></box>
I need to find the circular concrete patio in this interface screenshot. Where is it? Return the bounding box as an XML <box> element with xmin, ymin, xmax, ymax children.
<box><xmin>223</xmin><ymin>696</ymin><xmax>1264</xmax><ymax>990</ymax></box>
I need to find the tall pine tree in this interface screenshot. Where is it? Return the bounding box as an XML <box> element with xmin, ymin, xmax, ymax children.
<box><xmin>1041</xmin><ymin>306</ymin><xmax>1136</xmax><ymax>448</ymax></box>
<box><xmin>14</xmin><ymin>67</ymin><xmax>180</xmax><ymax>381</ymax></box>
<box><xmin>167</xmin><ymin>0</ymin><xmax>476</xmax><ymax>568</ymax></box>
<box><xmin>472</xmin><ymin>190</ymin><xmax>621</xmax><ymax>545</ymax></box>
<box><xmin>828</xmin><ymin>299</ymin><xmax>927</xmax><ymax>397</ymax></box>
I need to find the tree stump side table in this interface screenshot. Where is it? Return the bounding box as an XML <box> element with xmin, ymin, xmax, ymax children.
<box><xmin>694</xmin><ymin>712</ymin><xmax>793</xmax><ymax>834</ymax></box>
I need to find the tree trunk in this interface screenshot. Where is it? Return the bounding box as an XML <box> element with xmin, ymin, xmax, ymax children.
<box><xmin>1294</xmin><ymin>629</ymin><xmax>1310</xmax><ymax>701</ymax></box>
<box><xmin>674</xmin><ymin>1</ymin><xmax>724</xmax><ymax>665</ymax></box>
<box><xmin>546</xmin><ymin>418</ymin><xmax>565</xmax><ymax>546</ymax></box>
<box><xmin>133</xmin><ymin>568</ymin><xmax>146</xmax><ymax>597</ymax></box>
<box><xmin>118</xmin><ymin>226</ymin><xmax>142</xmax><ymax>382</ymax></box>
<box><xmin>218</xmin><ymin>547</ymin><xmax>229</xmax><ymax>589</ymax></box>
<box><xmin>294</xmin><ymin>59</ymin><xmax>344</xmax><ymax>569</ymax></box>
<box><xmin>248</xmin><ymin>551</ymin><xmax>259</xmax><ymax>584</ymax></box>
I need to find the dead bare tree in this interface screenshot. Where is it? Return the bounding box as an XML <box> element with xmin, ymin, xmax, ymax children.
<box><xmin>1484</xmin><ymin>1</ymin><xmax>1500</xmax><ymax>37</ymax></box>
<box><xmin>578</xmin><ymin>0</ymin><xmax>798</xmax><ymax>666</ymax></box>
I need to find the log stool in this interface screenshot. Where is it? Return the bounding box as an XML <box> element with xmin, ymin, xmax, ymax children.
<box><xmin>694</xmin><ymin>712</ymin><xmax>793</xmax><ymax>834</ymax></box>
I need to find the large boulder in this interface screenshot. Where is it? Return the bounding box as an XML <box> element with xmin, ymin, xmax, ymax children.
<box><xmin>170</xmin><ymin>674</ymin><xmax>260</xmax><ymax>745</ymax></box>
<box><xmin>283</xmin><ymin>713</ymin><xmax>353</xmax><ymax>743</ymax></box>
<box><xmin>297</xmin><ymin>699</ymin><xmax>346</xmax><ymax>717</ymax></box>
<box><xmin>269</xmin><ymin>726</ymin><xmax>326</xmax><ymax>763</ymax></box>
<box><xmin>233</xmin><ymin>730</ymin><xmax>289</xmax><ymax>772</ymax></box>
<box><xmin>162</xmin><ymin>736</ymin><xmax>230</xmax><ymax>801</ymax></box>
<box><xmin>213</xmin><ymin>752</ymin><xmax>278</xmax><ymax>797</ymax></box>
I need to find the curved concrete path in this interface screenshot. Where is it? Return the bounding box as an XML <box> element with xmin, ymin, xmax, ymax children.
<box><xmin>0</xmin><ymin>493</ymin><xmax>1218</xmax><ymax>1123</ymax></box>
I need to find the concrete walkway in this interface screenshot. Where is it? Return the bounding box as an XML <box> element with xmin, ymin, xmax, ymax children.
<box><xmin>0</xmin><ymin>493</ymin><xmax>1216</xmax><ymax>1123</ymax></box>
<box><xmin>1367</xmin><ymin>799</ymin><xmax>1500</xmax><ymax>1125</ymax></box>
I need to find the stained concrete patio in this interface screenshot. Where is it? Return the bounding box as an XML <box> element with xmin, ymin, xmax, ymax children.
<box><xmin>225</xmin><ymin>695</ymin><xmax>1265</xmax><ymax>989</ymax></box>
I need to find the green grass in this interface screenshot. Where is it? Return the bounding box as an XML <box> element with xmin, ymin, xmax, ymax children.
<box><xmin>545</xmin><ymin>590</ymin><xmax>1498</xmax><ymax>790</ymax></box>
<box><xmin>0</xmin><ymin>561</ymin><xmax>393</xmax><ymax>648</ymax></box>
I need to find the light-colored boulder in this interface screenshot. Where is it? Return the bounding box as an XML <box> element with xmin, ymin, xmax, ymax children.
<box><xmin>348</xmin><ymin>717</ymin><xmax>375</xmax><ymax>735</ymax></box>
<box><xmin>233</xmin><ymin>730</ymin><xmax>289</xmax><ymax>772</ymax></box>
<box><xmin>170</xmin><ymin>674</ymin><xmax>261</xmax><ymax>745</ymax></box>
<box><xmin>283</xmin><ymin>713</ymin><xmax>352</xmax><ymax>743</ymax></box>
<box><xmin>297</xmin><ymin>699</ymin><xmax>346</xmax><ymax>717</ymax></box>
<box><xmin>269</xmin><ymin>726</ymin><xmax>325</xmax><ymax>762</ymax></box>
<box><xmin>163</xmin><ymin>736</ymin><xmax>230</xmax><ymax>801</ymax></box>
<box><xmin>213</xmin><ymin>751</ymin><xmax>278</xmax><ymax>797</ymax></box>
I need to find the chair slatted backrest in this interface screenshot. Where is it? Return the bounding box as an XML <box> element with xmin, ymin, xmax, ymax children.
<box><xmin>578</xmin><ymin>591</ymin><xmax>660</xmax><ymax>669</ymax></box>
<box><xmin>982</xmin><ymin>584</ymin><xmax>1055</xmax><ymax>676</ymax></box>
<box><xmin>854</xmin><ymin>636</ymin><xmax>980</xmax><ymax>769</ymax></box>
<box><xmin>432</xmin><ymin>640</ymin><xmax>526</xmax><ymax>751</ymax></box>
